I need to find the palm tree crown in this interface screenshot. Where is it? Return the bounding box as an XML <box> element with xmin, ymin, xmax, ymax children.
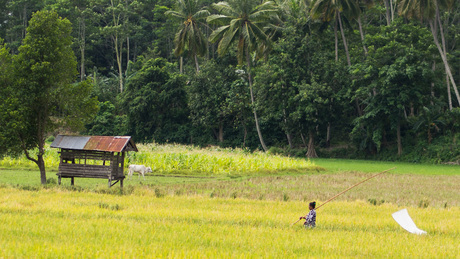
<box><xmin>207</xmin><ymin>0</ymin><xmax>280</xmax><ymax>64</ymax></box>
<box><xmin>310</xmin><ymin>0</ymin><xmax>361</xmax><ymax>21</ymax></box>
<box><xmin>166</xmin><ymin>0</ymin><xmax>210</xmax><ymax>58</ymax></box>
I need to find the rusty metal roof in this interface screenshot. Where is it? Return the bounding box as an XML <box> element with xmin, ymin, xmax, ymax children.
<box><xmin>50</xmin><ymin>135</ymin><xmax>138</xmax><ymax>152</ymax></box>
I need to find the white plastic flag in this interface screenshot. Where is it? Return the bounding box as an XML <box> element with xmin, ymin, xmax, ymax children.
<box><xmin>392</xmin><ymin>209</ymin><xmax>427</xmax><ymax>235</ymax></box>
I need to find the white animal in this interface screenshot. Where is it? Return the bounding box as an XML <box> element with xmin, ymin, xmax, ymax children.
<box><xmin>128</xmin><ymin>165</ymin><xmax>152</xmax><ymax>180</ymax></box>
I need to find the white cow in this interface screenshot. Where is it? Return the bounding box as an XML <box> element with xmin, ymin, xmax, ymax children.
<box><xmin>128</xmin><ymin>165</ymin><xmax>152</xmax><ymax>180</ymax></box>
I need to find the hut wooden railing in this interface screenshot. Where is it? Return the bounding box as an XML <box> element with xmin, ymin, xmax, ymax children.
<box><xmin>58</xmin><ymin>149</ymin><xmax>125</xmax><ymax>187</ymax></box>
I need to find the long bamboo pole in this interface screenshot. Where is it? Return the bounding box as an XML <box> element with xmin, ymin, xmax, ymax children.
<box><xmin>292</xmin><ymin>167</ymin><xmax>396</xmax><ymax>226</ymax></box>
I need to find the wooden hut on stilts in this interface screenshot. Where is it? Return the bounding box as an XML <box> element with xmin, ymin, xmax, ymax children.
<box><xmin>51</xmin><ymin>135</ymin><xmax>138</xmax><ymax>187</ymax></box>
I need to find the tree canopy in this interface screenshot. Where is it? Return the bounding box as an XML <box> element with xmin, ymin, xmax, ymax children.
<box><xmin>0</xmin><ymin>10</ymin><xmax>98</xmax><ymax>184</ymax></box>
<box><xmin>1</xmin><ymin>0</ymin><xmax>460</xmax><ymax>171</ymax></box>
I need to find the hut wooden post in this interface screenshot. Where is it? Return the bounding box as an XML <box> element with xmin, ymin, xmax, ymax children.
<box><xmin>120</xmin><ymin>152</ymin><xmax>125</xmax><ymax>187</ymax></box>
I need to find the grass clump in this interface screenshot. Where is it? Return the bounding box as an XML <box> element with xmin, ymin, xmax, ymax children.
<box><xmin>98</xmin><ymin>202</ymin><xmax>122</xmax><ymax>211</ymax></box>
<box><xmin>368</xmin><ymin>198</ymin><xmax>385</xmax><ymax>206</ymax></box>
<box><xmin>283</xmin><ymin>193</ymin><xmax>290</xmax><ymax>202</ymax></box>
<box><xmin>154</xmin><ymin>188</ymin><xmax>165</xmax><ymax>198</ymax></box>
<box><xmin>418</xmin><ymin>199</ymin><xmax>430</xmax><ymax>208</ymax></box>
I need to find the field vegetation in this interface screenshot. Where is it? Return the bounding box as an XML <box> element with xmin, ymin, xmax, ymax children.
<box><xmin>1</xmin><ymin>144</ymin><xmax>458</xmax><ymax>209</ymax></box>
<box><xmin>0</xmin><ymin>143</ymin><xmax>320</xmax><ymax>175</ymax></box>
<box><xmin>311</xmin><ymin>158</ymin><xmax>460</xmax><ymax>175</ymax></box>
<box><xmin>1</xmin><ymin>0</ymin><xmax>459</xmax><ymax>256</ymax></box>
<box><xmin>0</xmin><ymin>188</ymin><xmax>458</xmax><ymax>258</ymax></box>
<box><xmin>0</xmin><ymin>144</ymin><xmax>458</xmax><ymax>257</ymax></box>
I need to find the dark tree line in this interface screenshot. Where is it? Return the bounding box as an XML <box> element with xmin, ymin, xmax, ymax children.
<box><xmin>1</xmin><ymin>0</ymin><xmax>460</xmax><ymax>164</ymax></box>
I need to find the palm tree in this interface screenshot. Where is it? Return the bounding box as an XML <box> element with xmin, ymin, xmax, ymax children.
<box><xmin>207</xmin><ymin>0</ymin><xmax>281</xmax><ymax>151</ymax></box>
<box><xmin>356</xmin><ymin>0</ymin><xmax>373</xmax><ymax>56</ymax></box>
<box><xmin>310</xmin><ymin>0</ymin><xmax>363</xmax><ymax>118</ymax></box>
<box><xmin>398</xmin><ymin>0</ymin><xmax>460</xmax><ymax>108</ymax></box>
<box><xmin>166</xmin><ymin>0</ymin><xmax>210</xmax><ymax>73</ymax></box>
<box><xmin>310</xmin><ymin>0</ymin><xmax>360</xmax><ymax>66</ymax></box>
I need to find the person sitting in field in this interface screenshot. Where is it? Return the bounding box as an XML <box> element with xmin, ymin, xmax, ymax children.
<box><xmin>299</xmin><ymin>201</ymin><xmax>316</xmax><ymax>228</ymax></box>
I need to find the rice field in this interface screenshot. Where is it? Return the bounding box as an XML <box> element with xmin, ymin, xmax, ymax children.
<box><xmin>0</xmin><ymin>143</ymin><xmax>458</xmax><ymax>258</ymax></box>
<box><xmin>147</xmin><ymin>171</ymin><xmax>460</xmax><ymax>208</ymax></box>
<box><xmin>0</xmin><ymin>187</ymin><xmax>458</xmax><ymax>258</ymax></box>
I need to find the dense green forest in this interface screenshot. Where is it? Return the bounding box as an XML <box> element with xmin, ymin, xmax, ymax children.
<box><xmin>1</xmin><ymin>0</ymin><xmax>459</xmax><ymax>164</ymax></box>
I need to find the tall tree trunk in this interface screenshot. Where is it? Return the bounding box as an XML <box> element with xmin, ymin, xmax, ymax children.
<box><xmin>206</xmin><ymin>26</ymin><xmax>210</xmax><ymax>60</ymax></box>
<box><xmin>126</xmin><ymin>36</ymin><xmax>130</xmax><ymax>72</ymax></box>
<box><xmin>125</xmin><ymin>2</ymin><xmax>130</xmax><ymax>71</ymax></box>
<box><xmin>431</xmin><ymin>60</ymin><xmax>436</xmax><ymax>104</ymax></box>
<box><xmin>334</xmin><ymin>17</ymin><xmax>338</xmax><ymax>62</ymax></box>
<box><xmin>111</xmin><ymin>32</ymin><xmax>124</xmax><ymax>93</ymax></box>
<box><xmin>282</xmin><ymin>108</ymin><xmax>292</xmax><ymax>148</ymax></box>
<box><xmin>429</xmin><ymin>20</ymin><xmax>460</xmax><ymax>106</ymax></box>
<box><xmin>337</xmin><ymin>11</ymin><xmax>351</xmax><ymax>66</ymax></box>
<box><xmin>246</xmin><ymin>48</ymin><xmax>268</xmax><ymax>152</ymax></box>
<box><xmin>286</xmin><ymin>133</ymin><xmax>293</xmax><ymax>149</ymax></box>
<box><xmin>442</xmin><ymin>10</ymin><xmax>452</xmax><ymax>111</ymax></box>
<box><xmin>180</xmin><ymin>56</ymin><xmax>183</xmax><ymax>74</ymax></box>
<box><xmin>357</xmin><ymin>16</ymin><xmax>368</xmax><ymax>56</ymax></box>
<box><xmin>306</xmin><ymin>130</ymin><xmax>318</xmax><ymax>158</ymax></box>
<box><xmin>37</xmin><ymin>153</ymin><xmax>46</xmax><ymax>185</ymax></box>
<box><xmin>326</xmin><ymin>122</ymin><xmax>331</xmax><ymax>148</ymax></box>
<box><xmin>383</xmin><ymin>0</ymin><xmax>391</xmax><ymax>26</ymax></box>
<box><xmin>218</xmin><ymin>123</ymin><xmax>224</xmax><ymax>143</ymax></box>
<box><xmin>80</xmin><ymin>41</ymin><xmax>85</xmax><ymax>81</ymax></box>
<box><xmin>436</xmin><ymin>4</ymin><xmax>457</xmax><ymax>108</ymax></box>
<box><xmin>242</xmin><ymin>119</ymin><xmax>247</xmax><ymax>147</ymax></box>
<box><xmin>436</xmin><ymin>3</ymin><xmax>446</xmax><ymax>55</ymax></box>
<box><xmin>397</xmin><ymin>120</ymin><xmax>402</xmax><ymax>156</ymax></box>
<box><xmin>300</xmin><ymin>132</ymin><xmax>307</xmax><ymax>147</ymax></box>
<box><xmin>194</xmin><ymin>54</ymin><xmax>200</xmax><ymax>73</ymax></box>
<box><xmin>447</xmin><ymin>73</ymin><xmax>452</xmax><ymax>110</ymax></box>
<box><xmin>111</xmin><ymin>0</ymin><xmax>123</xmax><ymax>93</ymax></box>
<box><xmin>22</xmin><ymin>5</ymin><xmax>27</xmax><ymax>38</ymax></box>
<box><xmin>133</xmin><ymin>42</ymin><xmax>137</xmax><ymax>63</ymax></box>
<box><xmin>390</xmin><ymin>0</ymin><xmax>395</xmax><ymax>22</ymax></box>
<box><xmin>428</xmin><ymin>126</ymin><xmax>432</xmax><ymax>145</ymax></box>
<box><xmin>80</xmin><ymin>18</ymin><xmax>86</xmax><ymax>81</ymax></box>
<box><xmin>116</xmin><ymin>37</ymin><xmax>123</xmax><ymax>93</ymax></box>
<box><xmin>338</xmin><ymin>12</ymin><xmax>362</xmax><ymax>115</ymax></box>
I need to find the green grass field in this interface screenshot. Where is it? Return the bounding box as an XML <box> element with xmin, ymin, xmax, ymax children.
<box><xmin>0</xmin><ymin>144</ymin><xmax>459</xmax><ymax>258</ymax></box>
<box><xmin>312</xmin><ymin>158</ymin><xmax>460</xmax><ymax>175</ymax></box>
